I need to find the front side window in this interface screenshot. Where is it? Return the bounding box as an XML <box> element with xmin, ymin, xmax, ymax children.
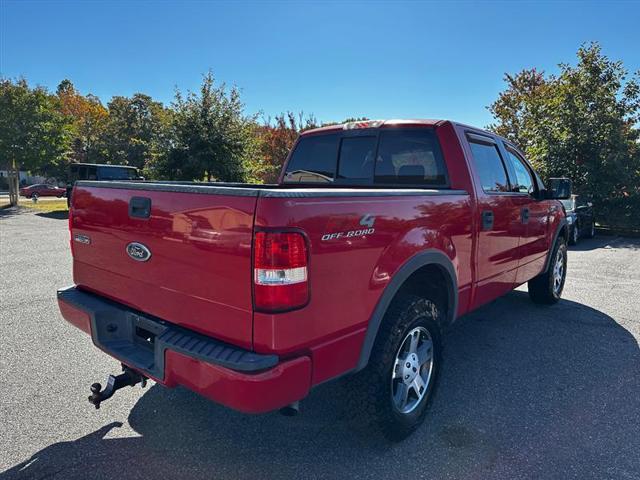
<box><xmin>283</xmin><ymin>134</ymin><xmax>339</xmax><ymax>183</ymax></box>
<box><xmin>375</xmin><ymin>129</ymin><xmax>447</xmax><ymax>185</ymax></box>
<box><xmin>505</xmin><ymin>149</ymin><xmax>534</xmax><ymax>194</ymax></box>
<box><xmin>468</xmin><ymin>141</ymin><xmax>509</xmax><ymax>193</ymax></box>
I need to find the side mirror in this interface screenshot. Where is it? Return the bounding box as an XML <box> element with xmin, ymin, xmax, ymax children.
<box><xmin>546</xmin><ymin>178</ymin><xmax>572</xmax><ymax>200</ymax></box>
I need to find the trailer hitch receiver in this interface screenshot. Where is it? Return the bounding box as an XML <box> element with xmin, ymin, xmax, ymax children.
<box><xmin>88</xmin><ymin>365</ymin><xmax>148</xmax><ymax>409</ymax></box>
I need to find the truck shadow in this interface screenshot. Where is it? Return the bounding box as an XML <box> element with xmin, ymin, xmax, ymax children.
<box><xmin>34</xmin><ymin>210</ymin><xmax>69</xmax><ymax>220</ymax></box>
<box><xmin>568</xmin><ymin>235</ymin><xmax>639</xmax><ymax>251</ymax></box>
<box><xmin>3</xmin><ymin>292</ymin><xmax>639</xmax><ymax>479</ymax></box>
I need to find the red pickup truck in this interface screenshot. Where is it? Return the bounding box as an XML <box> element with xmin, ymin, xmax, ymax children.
<box><xmin>58</xmin><ymin>119</ymin><xmax>570</xmax><ymax>440</ymax></box>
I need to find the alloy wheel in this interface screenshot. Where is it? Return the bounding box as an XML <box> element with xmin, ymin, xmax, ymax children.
<box><xmin>391</xmin><ymin>326</ymin><xmax>434</xmax><ymax>414</ymax></box>
<box><xmin>553</xmin><ymin>248</ymin><xmax>565</xmax><ymax>295</ymax></box>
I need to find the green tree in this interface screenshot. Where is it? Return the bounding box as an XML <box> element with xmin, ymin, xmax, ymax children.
<box><xmin>488</xmin><ymin>43</ymin><xmax>640</xmax><ymax>227</ymax></box>
<box><xmin>0</xmin><ymin>78</ymin><xmax>70</xmax><ymax>204</ymax></box>
<box><xmin>104</xmin><ymin>93</ymin><xmax>171</xmax><ymax>170</ymax></box>
<box><xmin>162</xmin><ymin>72</ymin><xmax>256</xmax><ymax>182</ymax></box>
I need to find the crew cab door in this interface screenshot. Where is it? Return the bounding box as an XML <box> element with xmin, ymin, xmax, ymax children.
<box><xmin>465</xmin><ymin>133</ymin><xmax>522</xmax><ymax>308</ymax></box>
<box><xmin>500</xmin><ymin>145</ymin><xmax>550</xmax><ymax>283</ymax></box>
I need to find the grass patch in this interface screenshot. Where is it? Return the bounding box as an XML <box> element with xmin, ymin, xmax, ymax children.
<box><xmin>20</xmin><ymin>199</ymin><xmax>68</xmax><ymax>213</ymax></box>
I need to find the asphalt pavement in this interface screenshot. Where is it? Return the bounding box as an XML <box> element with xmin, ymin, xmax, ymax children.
<box><xmin>1</xmin><ymin>207</ymin><xmax>638</xmax><ymax>480</ymax></box>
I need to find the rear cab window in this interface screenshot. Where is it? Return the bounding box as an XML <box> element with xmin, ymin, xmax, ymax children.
<box><xmin>375</xmin><ymin>129</ymin><xmax>447</xmax><ymax>186</ymax></box>
<box><xmin>283</xmin><ymin>134</ymin><xmax>339</xmax><ymax>183</ymax></box>
<box><xmin>283</xmin><ymin>127</ymin><xmax>448</xmax><ymax>187</ymax></box>
<box><xmin>337</xmin><ymin>136</ymin><xmax>377</xmax><ymax>183</ymax></box>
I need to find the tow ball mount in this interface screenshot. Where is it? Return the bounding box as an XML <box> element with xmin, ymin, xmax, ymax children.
<box><xmin>88</xmin><ymin>364</ymin><xmax>148</xmax><ymax>409</ymax></box>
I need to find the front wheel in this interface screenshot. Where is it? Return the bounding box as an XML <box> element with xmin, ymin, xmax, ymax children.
<box><xmin>347</xmin><ymin>294</ymin><xmax>442</xmax><ymax>441</ymax></box>
<box><xmin>528</xmin><ymin>239</ymin><xmax>567</xmax><ymax>304</ymax></box>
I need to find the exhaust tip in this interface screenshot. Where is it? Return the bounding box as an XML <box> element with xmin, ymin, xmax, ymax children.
<box><xmin>279</xmin><ymin>401</ymin><xmax>300</xmax><ymax>417</ymax></box>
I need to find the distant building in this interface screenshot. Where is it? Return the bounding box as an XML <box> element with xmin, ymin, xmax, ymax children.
<box><xmin>0</xmin><ymin>169</ymin><xmax>47</xmax><ymax>186</ymax></box>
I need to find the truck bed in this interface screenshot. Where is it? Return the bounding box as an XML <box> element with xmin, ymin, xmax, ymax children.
<box><xmin>70</xmin><ymin>180</ymin><xmax>471</xmax><ymax>360</ymax></box>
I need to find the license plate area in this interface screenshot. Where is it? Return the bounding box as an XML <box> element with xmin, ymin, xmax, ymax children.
<box><xmin>132</xmin><ymin>314</ymin><xmax>166</xmax><ymax>351</ymax></box>
<box><xmin>92</xmin><ymin>310</ymin><xmax>168</xmax><ymax>378</ymax></box>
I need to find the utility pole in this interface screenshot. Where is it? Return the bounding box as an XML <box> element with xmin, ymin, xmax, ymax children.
<box><xmin>8</xmin><ymin>159</ymin><xmax>19</xmax><ymax>206</ymax></box>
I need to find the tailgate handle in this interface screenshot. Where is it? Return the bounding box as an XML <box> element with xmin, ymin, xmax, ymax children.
<box><xmin>129</xmin><ymin>197</ymin><xmax>151</xmax><ymax>219</ymax></box>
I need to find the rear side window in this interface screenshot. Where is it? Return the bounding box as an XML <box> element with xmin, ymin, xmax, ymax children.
<box><xmin>375</xmin><ymin>129</ymin><xmax>447</xmax><ymax>185</ymax></box>
<box><xmin>68</xmin><ymin>165</ymin><xmax>78</xmax><ymax>182</ymax></box>
<box><xmin>468</xmin><ymin>141</ymin><xmax>509</xmax><ymax>193</ymax></box>
<box><xmin>337</xmin><ymin>136</ymin><xmax>377</xmax><ymax>182</ymax></box>
<box><xmin>98</xmin><ymin>166</ymin><xmax>139</xmax><ymax>180</ymax></box>
<box><xmin>283</xmin><ymin>134</ymin><xmax>339</xmax><ymax>183</ymax></box>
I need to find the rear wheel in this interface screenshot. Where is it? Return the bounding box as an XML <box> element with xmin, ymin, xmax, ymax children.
<box><xmin>528</xmin><ymin>239</ymin><xmax>567</xmax><ymax>304</ymax></box>
<box><xmin>347</xmin><ymin>294</ymin><xmax>442</xmax><ymax>441</ymax></box>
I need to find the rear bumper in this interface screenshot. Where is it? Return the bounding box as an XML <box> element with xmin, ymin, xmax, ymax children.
<box><xmin>57</xmin><ymin>286</ymin><xmax>311</xmax><ymax>413</ymax></box>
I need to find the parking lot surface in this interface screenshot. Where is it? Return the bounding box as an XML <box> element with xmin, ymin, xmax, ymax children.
<box><xmin>1</xmin><ymin>208</ymin><xmax>639</xmax><ymax>480</ymax></box>
<box><xmin>0</xmin><ymin>195</ymin><xmax>64</xmax><ymax>203</ymax></box>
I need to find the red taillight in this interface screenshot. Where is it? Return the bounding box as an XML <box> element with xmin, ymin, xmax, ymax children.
<box><xmin>253</xmin><ymin>231</ymin><xmax>309</xmax><ymax>312</ymax></box>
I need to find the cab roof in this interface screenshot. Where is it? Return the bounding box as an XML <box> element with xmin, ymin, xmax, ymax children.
<box><xmin>300</xmin><ymin>119</ymin><xmax>447</xmax><ymax>136</ymax></box>
<box><xmin>70</xmin><ymin>163</ymin><xmax>138</xmax><ymax>169</ymax></box>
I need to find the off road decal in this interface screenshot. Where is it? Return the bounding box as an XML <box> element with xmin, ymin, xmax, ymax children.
<box><xmin>321</xmin><ymin>214</ymin><xmax>376</xmax><ymax>241</ymax></box>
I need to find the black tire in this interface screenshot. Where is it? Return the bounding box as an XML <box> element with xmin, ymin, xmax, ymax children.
<box><xmin>528</xmin><ymin>238</ymin><xmax>567</xmax><ymax>304</ymax></box>
<box><xmin>568</xmin><ymin>224</ymin><xmax>579</xmax><ymax>245</ymax></box>
<box><xmin>347</xmin><ymin>294</ymin><xmax>442</xmax><ymax>441</ymax></box>
<box><xmin>585</xmin><ymin>220</ymin><xmax>596</xmax><ymax>239</ymax></box>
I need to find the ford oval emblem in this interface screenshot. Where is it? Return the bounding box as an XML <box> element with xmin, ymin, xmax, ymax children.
<box><xmin>126</xmin><ymin>242</ymin><xmax>152</xmax><ymax>262</ymax></box>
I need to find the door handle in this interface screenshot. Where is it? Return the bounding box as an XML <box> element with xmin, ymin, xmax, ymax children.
<box><xmin>481</xmin><ymin>210</ymin><xmax>494</xmax><ymax>231</ymax></box>
<box><xmin>521</xmin><ymin>207</ymin><xmax>530</xmax><ymax>224</ymax></box>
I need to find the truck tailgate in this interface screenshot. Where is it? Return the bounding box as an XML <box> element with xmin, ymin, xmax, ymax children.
<box><xmin>70</xmin><ymin>183</ymin><xmax>257</xmax><ymax>349</ymax></box>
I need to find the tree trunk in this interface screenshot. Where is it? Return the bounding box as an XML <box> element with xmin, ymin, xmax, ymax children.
<box><xmin>8</xmin><ymin>160</ymin><xmax>19</xmax><ymax>206</ymax></box>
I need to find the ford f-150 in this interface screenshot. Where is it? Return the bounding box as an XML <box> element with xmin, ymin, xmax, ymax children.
<box><xmin>58</xmin><ymin>119</ymin><xmax>570</xmax><ymax>440</ymax></box>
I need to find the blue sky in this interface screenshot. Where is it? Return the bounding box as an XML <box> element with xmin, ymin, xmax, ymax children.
<box><xmin>2</xmin><ymin>0</ymin><xmax>639</xmax><ymax>127</ymax></box>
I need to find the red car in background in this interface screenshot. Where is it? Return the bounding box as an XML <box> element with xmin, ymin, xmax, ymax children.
<box><xmin>19</xmin><ymin>184</ymin><xmax>66</xmax><ymax>199</ymax></box>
